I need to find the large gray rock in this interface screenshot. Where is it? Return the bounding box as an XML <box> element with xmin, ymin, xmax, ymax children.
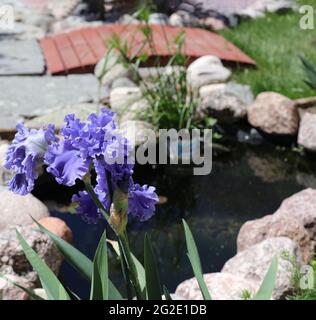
<box><xmin>187</xmin><ymin>56</ymin><xmax>231</xmax><ymax>90</ymax></box>
<box><xmin>119</xmin><ymin>99</ymin><xmax>150</xmax><ymax>123</ymax></box>
<box><xmin>298</xmin><ymin>110</ymin><xmax>316</xmax><ymax>152</ymax></box>
<box><xmin>0</xmin><ymin>39</ymin><xmax>45</xmax><ymax>75</ymax></box>
<box><xmin>198</xmin><ymin>82</ymin><xmax>254</xmax><ymax>123</ymax></box>
<box><xmin>118</xmin><ymin>14</ymin><xmax>140</xmax><ymax>25</ymax></box>
<box><xmin>0</xmin><ymin>225</ymin><xmax>63</xmax><ymax>281</ymax></box>
<box><xmin>0</xmin><ymin>272</ymin><xmax>33</xmax><ymax>300</ymax></box>
<box><xmin>169</xmin><ymin>10</ymin><xmax>199</xmax><ymax>27</ymax></box>
<box><xmin>274</xmin><ymin>188</ymin><xmax>316</xmax><ymax>241</ymax></box>
<box><xmin>199</xmin><ymin>82</ymin><xmax>254</xmax><ymax>105</ymax></box>
<box><xmin>175</xmin><ymin>272</ymin><xmax>259</xmax><ymax>300</ymax></box>
<box><xmin>247</xmin><ymin>92</ymin><xmax>299</xmax><ymax>135</ymax></box>
<box><xmin>222</xmin><ymin>237</ymin><xmax>303</xmax><ymax>299</ymax></box>
<box><xmin>94</xmin><ymin>51</ymin><xmax>132</xmax><ymax>87</ymax></box>
<box><xmin>0</xmin><ymin>191</ymin><xmax>49</xmax><ymax>232</ymax></box>
<box><xmin>237</xmin><ymin>215</ymin><xmax>314</xmax><ymax>263</ymax></box>
<box><xmin>119</xmin><ymin>120</ymin><xmax>155</xmax><ymax>147</ymax></box>
<box><xmin>148</xmin><ymin>13</ymin><xmax>169</xmax><ymax>25</ymax></box>
<box><xmin>138</xmin><ymin>66</ymin><xmax>186</xmax><ymax>82</ymax></box>
<box><xmin>110</xmin><ymin>87</ymin><xmax>143</xmax><ymax>116</ymax></box>
<box><xmin>198</xmin><ymin>92</ymin><xmax>247</xmax><ymax>124</ymax></box>
<box><xmin>102</xmin><ymin>64</ymin><xmax>132</xmax><ymax>87</ymax></box>
<box><xmin>112</xmin><ymin>77</ymin><xmax>138</xmax><ymax>89</ymax></box>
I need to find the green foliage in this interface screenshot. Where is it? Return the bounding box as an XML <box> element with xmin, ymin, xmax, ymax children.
<box><xmin>301</xmin><ymin>56</ymin><xmax>316</xmax><ymax>92</ymax></box>
<box><xmin>220</xmin><ymin>0</ymin><xmax>316</xmax><ymax>99</ymax></box>
<box><xmin>90</xmin><ymin>231</ymin><xmax>109</xmax><ymax>300</ymax></box>
<box><xmin>16</xmin><ymin>230</ymin><xmax>70</xmax><ymax>300</ymax></box>
<box><xmin>286</xmin><ymin>257</ymin><xmax>316</xmax><ymax>300</ymax></box>
<box><xmin>253</xmin><ymin>256</ymin><xmax>278</xmax><ymax>300</ymax></box>
<box><xmin>163</xmin><ymin>286</ymin><xmax>173</xmax><ymax>300</ymax></box>
<box><xmin>9</xmin><ymin>218</ymin><xmax>279</xmax><ymax>301</ymax></box>
<box><xmin>33</xmin><ymin>218</ymin><xmax>122</xmax><ymax>300</ymax></box>
<box><xmin>183</xmin><ymin>220</ymin><xmax>212</xmax><ymax>300</ymax></box>
<box><xmin>241</xmin><ymin>289</ymin><xmax>252</xmax><ymax>300</ymax></box>
<box><xmin>144</xmin><ymin>234</ymin><xmax>162</xmax><ymax>300</ymax></box>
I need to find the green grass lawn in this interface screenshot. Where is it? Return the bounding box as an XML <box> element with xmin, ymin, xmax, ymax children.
<box><xmin>220</xmin><ymin>0</ymin><xmax>316</xmax><ymax>99</ymax></box>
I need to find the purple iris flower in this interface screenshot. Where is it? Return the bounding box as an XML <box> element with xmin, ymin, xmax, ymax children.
<box><xmin>5</xmin><ymin>123</ymin><xmax>57</xmax><ymax>195</ymax></box>
<box><xmin>128</xmin><ymin>184</ymin><xmax>159</xmax><ymax>222</ymax></box>
<box><xmin>45</xmin><ymin>140</ymin><xmax>90</xmax><ymax>187</ymax></box>
<box><xmin>72</xmin><ymin>191</ymin><xmax>102</xmax><ymax>224</ymax></box>
<box><xmin>6</xmin><ymin>108</ymin><xmax>159</xmax><ymax>224</ymax></box>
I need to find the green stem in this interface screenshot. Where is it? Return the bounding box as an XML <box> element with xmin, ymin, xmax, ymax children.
<box><xmin>84</xmin><ymin>179</ymin><xmax>142</xmax><ymax>300</ymax></box>
<box><xmin>118</xmin><ymin>239</ymin><xmax>134</xmax><ymax>300</ymax></box>
<box><xmin>118</xmin><ymin>232</ymin><xmax>143</xmax><ymax>300</ymax></box>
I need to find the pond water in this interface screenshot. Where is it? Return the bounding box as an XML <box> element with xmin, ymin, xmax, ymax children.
<box><xmin>33</xmin><ymin>140</ymin><xmax>316</xmax><ymax>299</ymax></box>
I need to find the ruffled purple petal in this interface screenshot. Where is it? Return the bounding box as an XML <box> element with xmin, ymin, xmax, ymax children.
<box><xmin>8</xmin><ymin>173</ymin><xmax>33</xmax><ymax>196</ymax></box>
<box><xmin>94</xmin><ymin>158</ymin><xmax>111</xmax><ymax>212</ymax></box>
<box><xmin>72</xmin><ymin>191</ymin><xmax>102</xmax><ymax>224</ymax></box>
<box><xmin>45</xmin><ymin>140</ymin><xmax>90</xmax><ymax>186</ymax></box>
<box><xmin>128</xmin><ymin>184</ymin><xmax>159</xmax><ymax>222</ymax></box>
<box><xmin>5</xmin><ymin>123</ymin><xmax>57</xmax><ymax>195</ymax></box>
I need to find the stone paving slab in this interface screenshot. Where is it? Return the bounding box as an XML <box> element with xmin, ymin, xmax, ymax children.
<box><xmin>0</xmin><ymin>75</ymin><xmax>104</xmax><ymax>132</ymax></box>
<box><xmin>25</xmin><ymin>103</ymin><xmax>100</xmax><ymax>129</ymax></box>
<box><xmin>0</xmin><ymin>39</ymin><xmax>45</xmax><ymax>75</ymax></box>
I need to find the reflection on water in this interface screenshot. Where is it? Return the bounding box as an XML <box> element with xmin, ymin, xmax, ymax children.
<box><xmin>34</xmin><ymin>142</ymin><xmax>316</xmax><ymax>299</ymax></box>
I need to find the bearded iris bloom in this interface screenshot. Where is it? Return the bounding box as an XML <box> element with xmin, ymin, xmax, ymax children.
<box><xmin>128</xmin><ymin>184</ymin><xmax>159</xmax><ymax>222</ymax></box>
<box><xmin>6</xmin><ymin>108</ymin><xmax>158</xmax><ymax>225</ymax></box>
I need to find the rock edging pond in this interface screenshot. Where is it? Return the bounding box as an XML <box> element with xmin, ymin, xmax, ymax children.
<box><xmin>176</xmin><ymin>188</ymin><xmax>316</xmax><ymax>300</ymax></box>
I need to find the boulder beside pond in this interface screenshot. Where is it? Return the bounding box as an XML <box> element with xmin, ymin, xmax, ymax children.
<box><xmin>175</xmin><ymin>272</ymin><xmax>259</xmax><ymax>300</ymax></box>
<box><xmin>37</xmin><ymin>217</ymin><xmax>72</xmax><ymax>243</ymax></box>
<box><xmin>199</xmin><ymin>82</ymin><xmax>254</xmax><ymax>105</ymax></box>
<box><xmin>187</xmin><ymin>55</ymin><xmax>231</xmax><ymax>90</ymax></box>
<box><xmin>274</xmin><ymin>188</ymin><xmax>316</xmax><ymax>241</ymax></box>
<box><xmin>247</xmin><ymin>92</ymin><xmax>299</xmax><ymax>135</ymax></box>
<box><xmin>0</xmin><ymin>225</ymin><xmax>62</xmax><ymax>276</ymax></box>
<box><xmin>0</xmin><ymin>191</ymin><xmax>49</xmax><ymax>232</ymax></box>
<box><xmin>237</xmin><ymin>214</ymin><xmax>314</xmax><ymax>263</ymax></box>
<box><xmin>198</xmin><ymin>92</ymin><xmax>248</xmax><ymax>124</ymax></box>
<box><xmin>298</xmin><ymin>109</ymin><xmax>316</xmax><ymax>152</ymax></box>
<box><xmin>0</xmin><ymin>272</ymin><xmax>33</xmax><ymax>300</ymax></box>
<box><xmin>198</xmin><ymin>82</ymin><xmax>253</xmax><ymax>124</ymax></box>
<box><xmin>222</xmin><ymin>237</ymin><xmax>303</xmax><ymax>300</ymax></box>
<box><xmin>110</xmin><ymin>87</ymin><xmax>143</xmax><ymax>116</ymax></box>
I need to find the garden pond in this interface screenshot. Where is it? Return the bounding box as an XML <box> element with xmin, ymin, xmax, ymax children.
<box><xmin>32</xmin><ymin>139</ymin><xmax>316</xmax><ymax>298</ymax></box>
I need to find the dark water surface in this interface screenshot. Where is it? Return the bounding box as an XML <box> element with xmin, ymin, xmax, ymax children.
<box><xmin>34</xmin><ymin>142</ymin><xmax>316</xmax><ymax>299</ymax></box>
